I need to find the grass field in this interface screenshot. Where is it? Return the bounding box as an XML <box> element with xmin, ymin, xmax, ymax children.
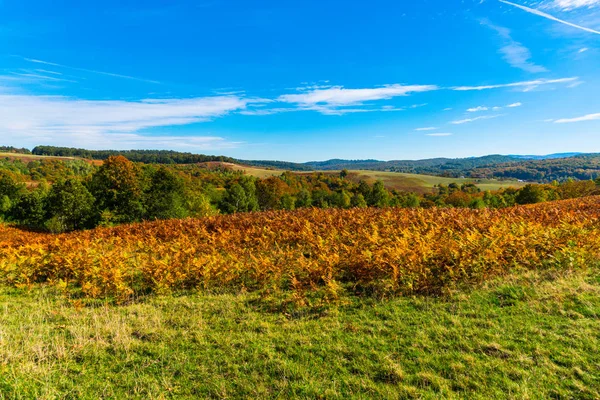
<box><xmin>1</xmin><ymin>198</ymin><xmax>599</xmax><ymax>398</ymax></box>
<box><xmin>1</xmin><ymin>267</ymin><xmax>598</xmax><ymax>399</ymax></box>
<box><xmin>340</xmin><ymin>170</ymin><xmax>526</xmax><ymax>193</ymax></box>
<box><xmin>0</xmin><ymin>152</ymin><xmax>103</xmax><ymax>166</ymax></box>
<box><xmin>233</xmin><ymin>165</ymin><xmax>526</xmax><ymax>193</ymax></box>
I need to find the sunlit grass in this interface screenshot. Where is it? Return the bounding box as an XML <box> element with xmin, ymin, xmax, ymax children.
<box><xmin>1</xmin><ymin>268</ymin><xmax>598</xmax><ymax>399</ymax></box>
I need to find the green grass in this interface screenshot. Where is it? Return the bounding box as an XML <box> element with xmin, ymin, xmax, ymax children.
<box><xmin>1</xmin><ymin>268</ymin><xmax>598</xmax><ymax>399</ymax></box>
<box><xmin>0</xmin><ymin>152</ymin><xmax>78</xmax><ymax>160</ymax></box>
<box><xmin>342</xmin><ymin>170</ymin><xmax>526</xmax><ymax>193</ymax></box>
<box><xmin>235</xmin><ymin>165</ymin><xmax>526</xmax><ymax>193</ymax></box>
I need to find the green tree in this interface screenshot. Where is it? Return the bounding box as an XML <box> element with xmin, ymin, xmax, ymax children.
<box><xmin>515</xmin><ymin>184</ymin><xmax>547</xmax><ymax>205</ymax></box>
<box><xmin>469</xmin><ymin>198</ymin><xmax>486</xmax><ymax>209</ymax></box>
<box><xmin>295</xmin><ymin>189</ymin><xmax>312</xmax><ymax>208</ymax></box>
<box><xmin>400</xmin><ymin>193</ymin><xmax>420</xmax><ymax>208</ymax></box>
<box><xmin>144</xmin><ymin>167</ymin><xmax>187</xmax><ymax>220</ymax></box>
<box><xmin>0</xmin><ymin>170</ymin><xmax>24</xmax><ymax>201</ymax></box>
<box><xmin>329</xmin><ymin>190</ymin><xmax>352</xmax><ymax>209</ymax></box>
<box><xmin>220</xmin><ymin>183</ymin><xmax>258</xmax><ymax>213</ymax></box>
<box><xmin>11</xmin><ymin>187</ymin><xmax>48</xmax><ymax>227</ymax></box>
<box><xmin>46</xmin><ymin>179</ymin><xmax>94</xmax><ymax>232</ymax></box>
<box><xmin>280</xmin><ymin>194</ymin><xmax>296</xmax><ymax>210</ymax></box>
<box><xmin>368</xmin><ymin>180</ymin><xmax>390</xmax><ymax>207</ymax></box>
<box><xmin>90</xmin><ymin>156</ymin><xmax>144</xmax><ymax>223</ymax></box>
<box><xmin>350</xmin><ymin>193</ymin><xmax>367</xmax><ymax>208</ymax></box>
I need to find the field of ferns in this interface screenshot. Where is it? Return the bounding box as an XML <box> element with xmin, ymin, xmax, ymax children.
<box><xmin>1</xmin><ymin>196</ymin><xmax>600</xmax><ymax>302</ymax></box>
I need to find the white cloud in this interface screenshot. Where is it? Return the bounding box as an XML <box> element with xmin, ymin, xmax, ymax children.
<box><xmin>425</xmin><ymin>133</ymin><xmax>453</xmax><ymax>136</ymax></box>
<box><xmin>415</xmin><ymin>127</ymin><xmax>438</xmax><ymax>131</ymax></box>
<box><xmin>579</xmin><ymin>47</ymin><xmax>589</xmax><ymax>53</ymax></box>
<box><xmin>467</xmin><ymin>106</ymin><xmax>489</xmax><ymax>112</ymax></box>
<box><xmin>482</xmin><ymin>20</ymin><xmax>547</xmax><ymax>73</ymax></box>
<box><xmin>499</xmin><ymin>42</ymin><xmax>548</xmax><ymax>73</ymax></box>
<box><xmin>450</xmin><ymin>115</ymin><xmax>504</xmax><ymax>124</ymax></box>
<box><xmin>499</xmin><ymin>0</ymin><xmax>600</xmax><ymax>35</ymax></box>
<box><xmin>467</xmin><ymin>102</ymin><xmax>521</xmax><ymax>112</ymax></box>
<box><xmin>0</xmin><ymin>94</ymin><xmax>248</xmax><ymax>149</ymax></box>
<box><xmin>277</xmin><ymin>84</ymin><xmax>437</xmax><ymax>114</ymax></box>
<box><xmin>552</xmin><ymin>0</ymin><xmax>600</xmax><ymax>11</ymax></box>
<box><xmin>452</xmin><ymin>77</ymin><xmax>578</xmax><ymax>91</ymax></box>
<box><xmin>554</xmin><ymin>112</ymin><xmax>600</xmax><ymax>123</ymax></box>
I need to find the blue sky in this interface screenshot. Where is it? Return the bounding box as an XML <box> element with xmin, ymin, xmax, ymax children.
<box><xmin>0</xmin><ymin>0</ymin><xmax>599</xmax><ymax>162</ymax></box>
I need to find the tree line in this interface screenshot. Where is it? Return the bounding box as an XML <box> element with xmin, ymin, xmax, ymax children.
<box><xmin>1</xmin><ymin>156</ymin><xmax>599</xmax><ymax>233</ymax></box>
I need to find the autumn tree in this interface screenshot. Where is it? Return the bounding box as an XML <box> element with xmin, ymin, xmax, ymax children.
<box><xmin>256</xmin><ymin>177</ymin><xmax>290</xmax><ymax>210</ymax></box>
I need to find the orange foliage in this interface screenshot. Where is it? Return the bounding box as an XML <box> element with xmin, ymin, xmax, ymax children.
<box><xmin>2</xmin><ymin>197</ymin><xmax>600</xmax><ymax>301</ymax></box>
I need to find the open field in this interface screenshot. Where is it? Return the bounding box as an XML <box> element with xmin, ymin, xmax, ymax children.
<box><xmin>338</xmin><ymin>170</ymin><xmax>526</xmax><ymax>193</ymax></box>
<box><xmin>0</xmin><ymin>152</ymin><xmax>103</xmax><ymax>166</ymax></box>
<box><xmin>232</xmin><ymin>164</ymin><xmax>526</xmax><ymax>193</ymax></box>
<box><xmin>1</xmin><ymin>268</ymin><xmax>598</xmax><ymax>399</ymax></box>
<box><xmin>1</xmin><ymin>198</ymin><xmax>600</xmax><ymax>398</ymax></box>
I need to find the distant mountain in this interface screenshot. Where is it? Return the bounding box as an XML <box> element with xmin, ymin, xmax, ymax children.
<box><xmin>508</xmin><ymin>153</ymin><xmax>583</xmax><ymax>160</ymax></box>
<box><xmin>242</xmin><ymin>153</ymin><xmax>600</xmax><ymax>182</ymax></box>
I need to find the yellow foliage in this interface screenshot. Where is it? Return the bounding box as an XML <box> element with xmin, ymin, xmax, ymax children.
<box><xmin>1</xmin><ymin>197</ymin><xmax>600</xmax><ymax>301</ymax></box>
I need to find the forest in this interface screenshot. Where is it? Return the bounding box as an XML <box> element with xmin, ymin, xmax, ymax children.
<box><xmin>0</xmin><ymin>154</ymin><xmax>598</xmax><ymax>233</ymax></box>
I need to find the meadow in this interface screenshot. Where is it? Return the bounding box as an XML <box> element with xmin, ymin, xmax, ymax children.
<box><xmin>1</xmin><ymin>197</ymin><xmax>599</xmax><ymax>398</ymax></box>
<box><xmin>233</xmin><ymin>165</ymin><xmax>526</xmax><ymax>193</ymax></box>
<box><xmin>1</xmin><ymin>259</ymin><xmax>599</xmax><ymax>398</ymax></box>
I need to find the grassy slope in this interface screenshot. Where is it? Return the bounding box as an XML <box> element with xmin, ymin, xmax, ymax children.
<box><xmin>0</xmin><ymin>153</ymin><xmax>525</xmax><ymax>192</ymax></box>
<box><xmin>232</xmin><ymin>165</ymin><xmax>526</xmax><ymax>193</ymax></box>
<box><xmin>1</xmin><ymin>269</ymin><xmax>598</xmax><ymax>399</ymax></box>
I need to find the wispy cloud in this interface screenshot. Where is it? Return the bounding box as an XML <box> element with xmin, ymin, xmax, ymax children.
<box><xmin>551</xmin><ymin>0</ymin><xmax>600</xmax><ymax>11</ymax></box>
<box><xmin>11</xmin><ymin>72</ymin><xmax>77</xmax><ymax>83</ymax></box>
<box><xmin>467</xmin><ymin>102</ymin><xmax>522</xmax><ymax>112</ymax></box>
<box><xmin>22</xmin><ymin>57</ymin><xmax>162</xmax><ymax>84</ymax></box>
<box><xmin>0</xmin><ymin>94</ymin><xmax>248</xmax><ymax>149</ymax></box>
<box><xmin>450</xmin><ymin>114</ymin><xmax>505</xmax><ymax>124</ymax></box>
<box><xmin>467</xmin><ymin>106</ymin><xmax>489</xmax><ymax>112</ymax></box>
<box><xmin>554</xmin><ymin>112</ymin><xmax>600</xmax><ymax>123</ymax></box>
<box><xmin>415</xmin><ymin>127</ymin><xmax>438</xmax><ymax>131</ymax></box>
<box><xmin>277</xmin><ymin>84</ymin><xmax>438</xmax><ymax>114</ymax></box>
<box><xmin>425</xmin><ymin>132</ymin><xmax>453</xmax><ymax>136</ymax></box>
<box><xmin>482</xmin><ymin>20</ymin><xmax>547</xmax><ymax>73</ymax></box>
<box><xmin>499</xmin><ymin>0</ymin><xmax>600</xmax><ymax>35</ymax></box>
<box><xmin>579</xmin><ymin>47</ymin><xmax>590</xmax><ymax>53</ymax></box>
<box><xmin>452</xmin><ymin>77</ymin><xmax>578</xmax><ymax>91</ymax></box>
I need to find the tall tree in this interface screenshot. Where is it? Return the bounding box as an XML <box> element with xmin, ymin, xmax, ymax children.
<box><xmin>89</xmin><ymin>156</ymin><xmax>144</xmax><ymax>223</ymax></box>
<box><xmin>46</xmin><ymin>179</ymin><xmax>94</xmax><ymax>232</ymax></box>
<box><xmin>144</xmin><ymin>167</ymin><xmax>187</xmax><ymax>220</ymax></box>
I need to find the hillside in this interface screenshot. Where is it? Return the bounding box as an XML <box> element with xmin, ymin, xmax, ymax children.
<box><xmin>1</xmin><ymin>197</ymin><xmax>599</xmax><ymax>397</ymax></box>
<box><xmin>24</xmin><ymin>145</ymin><xmax>600</xmax><ymax>182</ymax></box>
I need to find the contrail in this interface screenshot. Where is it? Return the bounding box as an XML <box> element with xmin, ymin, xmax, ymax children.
<box><xmin>23</xmin><ymin>57</ymin><xmax>162</xmax><ymax>84</ymax></box>
<box><xmin>499</xmin><ymin>0</ymin><xmax>600</xmax><ymax>35</ymax></box>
